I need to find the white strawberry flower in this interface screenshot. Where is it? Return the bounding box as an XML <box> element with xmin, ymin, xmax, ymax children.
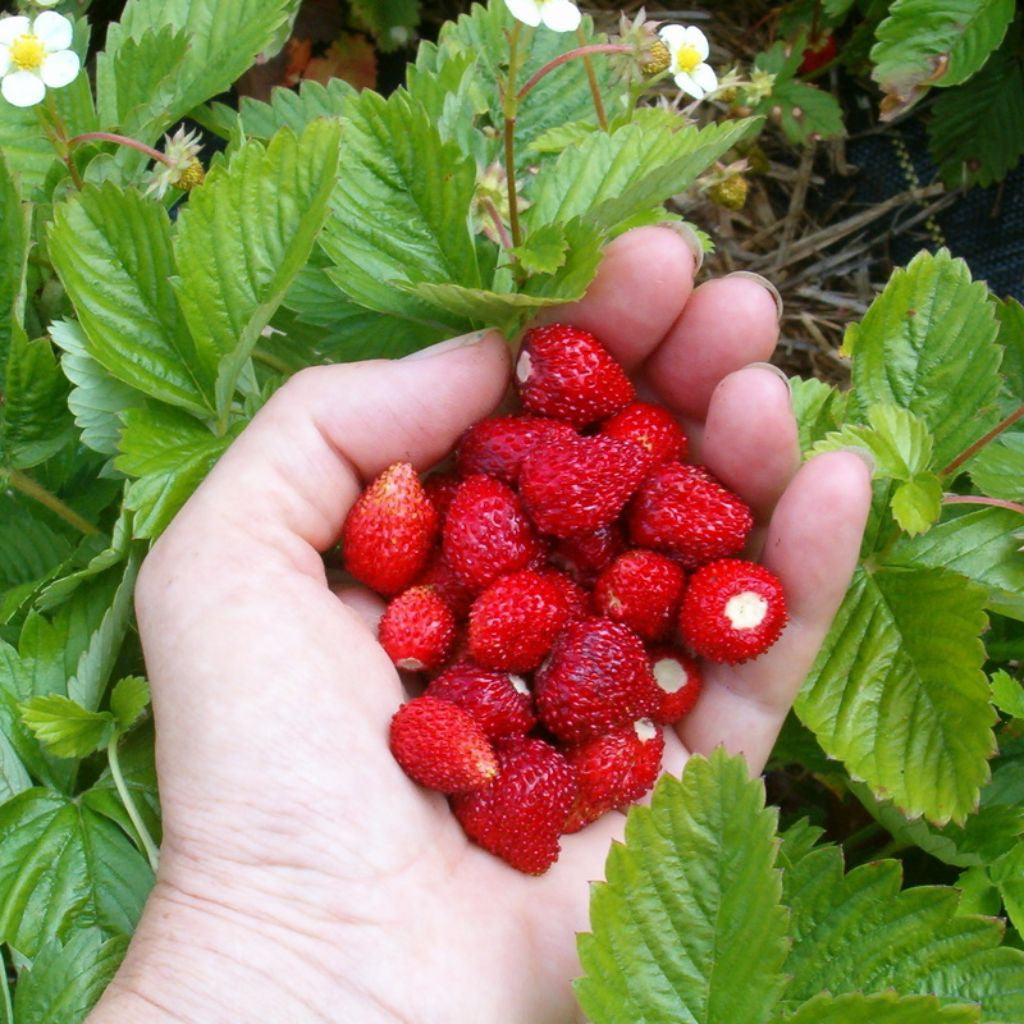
<box><xmin>504</xmin><ymin>0</ymin><xmax>581</xmax><ymax>33</ymax></box>
<box><xmin>658</xmin><ymin>24</ymin><xmax>718</xmax><ymax>101</ymax></box>
<box><xmin>0</xmin><ymin>11</ymin><xmax>80</xmax><ymax>108</ymax></box>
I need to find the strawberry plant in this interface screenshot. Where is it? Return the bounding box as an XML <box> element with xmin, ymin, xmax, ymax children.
<box><xmin>0</xmin><ymin>0</ymin><xmax>1021</xmax><ymax>1019</ymax></box>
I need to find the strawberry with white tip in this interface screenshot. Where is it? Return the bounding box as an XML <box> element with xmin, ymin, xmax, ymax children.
<box><xmin>648</xmin><ymin>647</ymin><xmax>702</xmax><ymax>724</ymax></box>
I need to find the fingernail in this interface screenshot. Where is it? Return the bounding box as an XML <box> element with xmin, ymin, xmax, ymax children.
<box><xmin>724</xmin><ymin>271</ymin><xmax>784</xmax><ymax>322</ymax></box>
<box><xmin>838</xmin><ymin>446</ymin><xmax>877</xmax><ymax>476</ymax></box>
<box><xmin>402</xmin><ymin>329</ymin><xmax>494</xmax><ymax>361</ymax></box>
<box><xmin>746</xmin><ymin>361</ymin><xmax>792</xmax><ymax>404</ymax></box>
<box><xmin>656</xmin><ymin>221</ymin><xmax>704</xmax><ymax>274</ymax></box>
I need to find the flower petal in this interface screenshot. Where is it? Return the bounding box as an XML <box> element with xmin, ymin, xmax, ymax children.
<box><xmin>658</xmin><ymin>24</ymin><xmax>689</xmax><ymax>51</ymax></box>
<box><xmin>673</xmin><ymin>69</ymin><xmax>705</xmax><ymax>100</ymax></box>
<box><xmin>540</xmin><ymin>0</ymin><xmax>581</xmax><ymax>32</ymax></box>
<box><xmin>690</xmin><ymin>62</ymin><xmax>718</xmax><ymax>95</ymax></box>
<box><xmin>0</xmin><ymin>46</ymin><xmax>10</xmax><ymax>78</ymax></box>
<box><xmin>503</xmin><ymin>0</ymin><xmax>542</xmax><ymax>27</ymax></box>
<box><xmin>681</xmin><ymin>26</ymin><xmax>710</xmax><ymax>61</ymax></box>
<box><xmin>32</xmin><ymin>11</ymin><xmax>73</xmax><ymax>52</ymax></box>
<box><xmin>1</xmin><ymin>69</ymin><xmax>45</xmax><ymax>107</ymax></box>
<box><xmin>40</xmin><ymin>48</ymin><xmax>79</xmax><ymax>88</ymax></box>
<box><xmin>0</xmin><ymin>16</ymin><xmax>30</xmax><ymax>47</ymax></box>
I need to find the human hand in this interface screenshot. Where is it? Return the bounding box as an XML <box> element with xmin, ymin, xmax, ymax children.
<box><xmin>88</xmin><ymin>226</ymin><xmax>871</xmax><ymax>1024</ymax></box>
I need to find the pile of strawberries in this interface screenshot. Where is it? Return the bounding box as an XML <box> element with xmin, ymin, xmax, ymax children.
<box><xmin>341</xmin><ymin>324</ymin><xmax>787</xmax><ymax>874</ymax></box>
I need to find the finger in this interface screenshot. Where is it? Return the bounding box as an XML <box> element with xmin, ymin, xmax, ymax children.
<box><xmin>677</xmin><ymin>451</ymin><xmax>872</xmax><ymax>774</ymax></box>
<box><xmin>537</xmin><ymin>225</ymin><xmax>698</xmax><ymax>370</ymax></box>
<box><xmin>699</xmin><ymin>365</ymin><xmax>800</xmax><ymax>520</ymax></box>
<box><xmin>642</xmin><ymin>274</ymin><xmax>781</xmax><ymax>421</ymax></box>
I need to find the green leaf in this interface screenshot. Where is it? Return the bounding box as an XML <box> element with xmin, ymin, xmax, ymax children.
<box><xmin>992</xmin><ymin>670</ymin><xmax>1024</xmax><ymax>719</ymax></box>
<box><xmin>351</xmin><ymin>0</ymin><xmax>419</xmax><ymax>50</ymax></box>
<box><xmin>2</xmin><ymin>328</ymin><xmax>73</xmax><ymax>469</ymax></box>
<box><xmin>957</xmin><ymin>866</ymin><xmax>1003</xmax><ymax>917</ymax></box>
<box><xmin>967</xmin><ymin>432</ymin><xmax>1024</xmax><ymax>501</ymax></box>
<box><xmin>796</xmin><ymin>565</ymin><xmax>995</xmax><ymax>825</ymax></box>
<box><xmin>756</xmin><ymin>77</ymin><xmax>845</xmax><ymax>144</ymax></box>
<box><xmin>780</xmin><ymin>843</ymin><xmax>1024</xmax><ymax>1018</ymax></box>
<box><xmin>775</xmin><ymin>992</ymin><xmax>980</xmax><ymax>1023</ymax></box>
<box><xmin>13</xmin><ymin>929</ymin><xmax>128</xmax><ymax>1024</ymax></box>
<box><xmin>525</xmin><ymin>118</ymin><xmax>761</xmax><ymax>236</ymax></box>
<box><xmin>842</xmin><ymin>249</ymin><xmax>1003</xmax><ymax>469</ymax></box>
<box><xmin>929</xmin><ymin>30</ymin><xmax>1024</xmax><ymax>187</ymax></box>
<box><xmin>101</xmin><ymin>0</ymin><xmax>300</xmax><ymax>143</ymax></box>
<box><xmin>95</xmin><ymin>24</ymin><xmax>190</xmax><ymax>141</ymax></box>
<box><xmin>812</xmin><ymin>402</ymin><xmax>934</xmax><ymax>479</ymax></box>
<box><xmin>886</xmin><ymin>508</ymin><xmax>1024</xmax><ymax>621</ymax></box>
<box><xmin>0</xmin><ymin>496</ymin><xmax>73</xmax><ymax>591</ymax></box>
<box><xmin>115</xmin><ymin>405</ymin><xmax>233</xmax><ymax>539</ymax></box>
<box><xmin>891</xmin><ymin>473</ymin><xmax>943</xmax><ymax>534</ymax></box>
<box><xmin>49</xmin><ymin>319</ymin><xmax>142</xmax><ymax>458</ymax></box>
<box><xmin>173</xmin><ymin>120</ymin><xmax>341</xmax><ymax>420</ymax></box>
<box><xmin>319</xmin><ymin>89</ymin><xmax>481</xmax><ymax>332</ymax></box>
<box><xmin>528</xmin><ymin>120</ymin><xmax>599</xmax><ymax>155</ymax></box>
<box><xmin>19</xmin><ymin>696</ymin><xmax>114</xmax><ymax>760</ymax></box>
<box><xmin>871</xmin><ymin>0</ymin><xmax>1015</xmax><ymax>115</ymax></box>
<box><xmin>48</xmin><ymin>183</ymin><xmax>213</xmax><ymax>417</ymax></box>
<box><xmin>990</xmin><ymin>845</ymin><xmax>1024</xmax><ymax>936</ymax></box>
<box><xmin>109</xmin><ymin>676</ymin><xmax>149</xmax><ymax>732</ymax></box>
<box><xmin>230</xmin><ymin>78</ymin><xmax>354</xmax><ymax>139</ymax></box>
<box><xmin>0</xmin><ymin>150</ymin><xmax>29</xmax><ymax>388</ymax></box>
<box><xmin>0</xmin><ymin>789</ymin><xmax>152</xmax><ymax>957</ymax></box>
<box><xmin>996</xmin><ymin>296</ymin><xmax>1024</xmax><ymax>394</ymax></box>
<box><xmin>576</xmin><ymin>750</ymin><xmax>789</xmax><ymax>1024</ymax></box>
<box><xmin>791</xmin><ymin>376</ymin><xmax>848</xmax><ymax>453</ymax></box>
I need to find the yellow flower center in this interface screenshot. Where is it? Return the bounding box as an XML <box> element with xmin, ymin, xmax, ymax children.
<box><xmin>675</xmin><ymin>43</ymin><xmax>702</xmax><ymax>74</ymax></box>
<box><xmin>10</xmin><ymin>34</ymin><xmax>45</xmax><ymax>72</ymax></box>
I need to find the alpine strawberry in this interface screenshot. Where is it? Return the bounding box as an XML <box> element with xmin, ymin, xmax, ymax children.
<box><xmin>456</xmin><ymin>415</ymin><xmax>576</xmax><ymax>484</ymax></box>
<box><xmin>648</xmin><ymin>647</ymin><xmax>702</xmax><ymax>724</ymax></box>
<box><xmin>593</xmin><ymin>549</ymin><xmax>686</xmax><ymax>642</ymax></box>
<box><xmin>378</xmin><ymin>586</ymin><xmax>456</xmax><ymax>671</ymax></box>
<box><xmin>600</xmin><ymin>402</ymin><xmax>687</xmax><ymax>468</ymax></box>
<box><xmin>425</xmin><ymin>662</ymin><xmax>536</xmax><ymax>739</ymax></box>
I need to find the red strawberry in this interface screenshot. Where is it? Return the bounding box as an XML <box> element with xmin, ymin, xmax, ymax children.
<box><xmin>628</xmin><ymin>462</ymin><xmax>753</xmax><ymax>569</ymax></box>
<box><xmin>390</xmin><ymin>696</ymin><xmax>498</xmax><ymax>793</ymax></box>
<box><xmin>443</xmin><ymin>475</ymin><xmax>543</xmax><ymax>588</ymax></box>
<box><xmin>519</xmin><ymin>434</ymin><xmax>649</xmax><ymax>539</ymax></box>
<box><xmin>648</xmin><ymin>647</ymin><xmax>702</xmax><ymax>724</ymax></box>
<box><xmin>550</xmin><ymin>523</ymin><xmax>625</xmax><ymax>585</ymax></box>
<box><xmin>563</xmin><ymin>719</ymin><xmax>665</xmax><ymax>833</ymax></box>
<box><xmin>515</xmin><ymin>324</ymin><xmax>635</xmax><ymax>427</ymax></box>
<box><xmin>534</xmin><ymin>617</ymin><xmax>660</xmax><ymax>742</ymax></box>
<box><xmin>468</xmin><ymin>569</ymin><xmax>569</xmax><ymax>672</ymax></box>
<box><xmin>425</xmin><ymin>662</ymin><xmax>535</xmax><ymax>739</ymax></box>
<box><xmin>451</xmin><ymin>737</ymin><xmax>578</xmax><ymax>874</ymax></box>
<box><xmin>456</xmin><ymin>415</ymin><xmax>576</xmax><ymax>484</ymax></box>
<box><xmin>600</xmin><ymin>402</ymin><xmax>687</xmax><ymax>469</ymax></box>
<box><xmin>536</xmin><ymin>567</ymin><xmax>590</xmax><ymax>622</ymax></box>
<box><xmin>378</xmin><ymin>586</ymin><xmax>456</xmax><ymax>671</ymax></box>
<box><xmin>593</xmin><ymin>549</ymin><xmax>686</xmax><ymax>641</ymax></box>
<box><xmin>799</xmin><ymin>33</ymin><xmax>837</xmax><ymax>75</ymax></box>
<box><xmin>412</xmin><ymin>549</ymin><xmax>477</xmax><ymax>619</ymax></box>
<box><xmin>342</xmin><ymin>462</ymin><xmax>438</xmax><ymax>595</ymax></box>
<box><xmin>680</xmin><ymin>558</ymin><xmax>787</xmax><ymax>664</ymax></box>
<box><xmin>423</xmin><ymin>471</ymin><xmax>461</xmax><ymax>524</ymax></box>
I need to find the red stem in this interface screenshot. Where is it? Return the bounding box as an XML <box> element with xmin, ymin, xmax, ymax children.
<box><xmin>481</xmin><ymin>196</ymin><xmax>514</xmax><ymax>250</ymax></box>
<box><xmin>68</xmin><ymin>131</ymin><xmax>170</xmax><ymax>165</ymax></box>
<box><xmin>941</xmin><ymin>403</ymin><xmax>1024</xmax><ymax>477</ymax></box>
<box><xmin>517</xmin><ymin>44</ymin><xmax>631</xmax><ymax>102</ymax></box>
<box><xmin>942</xmin><ymin>495</ymin><xmax>1024</xmax><ymax>516</ymax></box>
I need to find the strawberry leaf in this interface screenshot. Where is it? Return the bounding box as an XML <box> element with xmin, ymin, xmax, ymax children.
<box><xmin>576</xmin><ymin>749</ymin><xmax>789</xmax><ymax>1024</ymax></box>
<box><xmin>172</xmin><ymin>120</ymin><xmax>341</xmax><ymax>422</ymax></box>
<box><xmin>228</xmin><ymin>78</ymin><xmax>355</xmax><ymax>140</ymax></box>
<box><xmin>890</xmin><ymin>473</ymin><xmax>943</xmax><ymax>535</ymax></box>
<box><xmin>0</xmin><ymin>789</ymin><xmax>152</xmax><ymax>958</ymax></box>
<box><xmin>796</xmin><ymin>565</ymin><xmax>994</xmax><ymax>825</ymax></box>
<box><xmin>12</xmin><ymin>929</ymin><xmax>128</xmax><ymax>1024</ymax></box>
<box><xmin>779</xmin><ymin>842</ymin><xmax>1024</xmax><ymax>1019</ymax></box>
<box><xmin>0</xmin><ymin>151</ymin><xmax>29</xmax><ymax>391</ymax></box>
<box><xmin>109</xmin><ymin>677</ymin><xmax>149</xmax><ymax>733</ymax></box>
<box><xmin>774</xmin><ymin>992</ymin><xmax>980</xmax><ymax>1023</ymax></box>
<box><xmin>991</xmin><ymin>669</ymin><xmax>1024</xmax><ymax>719</ymax></box>
<box><xmin>841</xmin><ymin>249</ymin><xmax>1003</xmax><ymax>471</ymax></box>
<box><xmin>19</xmin><ymin>696</ymin><xmax>114</xmax><ymax>760</ymax></box>
<box><xmin>48</xmin><ymin>183</ymin><xmax>214</xmax><ymax>418</ymax></box>
<box><xmin>967</xmin><ymin>432</ymin><xmax>1024</xmax><ymax>502</ymax></box>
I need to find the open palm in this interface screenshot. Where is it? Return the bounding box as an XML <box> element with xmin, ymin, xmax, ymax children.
<box><xmin>90</xmin><ymin>227</ymin><xmax>870</xmax><ymax>1024</ymax></box>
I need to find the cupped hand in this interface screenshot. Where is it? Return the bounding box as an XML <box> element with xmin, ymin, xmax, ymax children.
<box><xmin>89</xmin><ymin>227</ymin><xmax>871</xmax><ymax>1024</ymax></box>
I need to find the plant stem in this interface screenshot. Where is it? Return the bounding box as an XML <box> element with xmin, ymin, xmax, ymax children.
<box><xmin>517</xmin><ymin>43</ymin><xmax>631</xmax><ymax>102</ymax></box>
<box><xmin>943</xmin><ymin>494</ymin><xmax>1024</xmax><ymax>516</ymax></box>
<box><xmin>576</xmin><ymin>26</ymin><xmax>608</xmax><ymax>129</ymax></box>
<box><xmin>39</xmin><ymin>96</ymin><xmax>84</xmax><ymax>189</ymax></box>
<box><xmin>67</xmin><ymin>131</ymin><xmax>170</xmax><ymax>165</ymax></box>
<box><xmin>5</xmin><ymin>467</ymin><xmax>99</xmax><ymax>535</ymax></box>
<box><xmin>480</xmin><ymin>195</ymin><xmax>514</xmax><ymax>250</ymax></box>
<box><xmin>503</xmin><ymin>22</ymin><xmax>524</xmax><ymax>250</ymax></box>
<box><xmin>941</xmin><ymin>403</ymin><xmax>1024</xmax><ymax>477</ymax></box>
<box><xmin>252</xmin><ymin>347</ymin><xmax>293</xmax><ymax>376</ymax></box>
<box><xmin>107</xmin><ymin>735</ymin><xmax>160</xmax><ymax>874</ymax></box>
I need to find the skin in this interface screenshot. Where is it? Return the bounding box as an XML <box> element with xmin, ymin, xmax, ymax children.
<box><xmin>88</xmin><ymin>227</ymin><xmax>871</xmax><ymax>1024</ymax></box>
